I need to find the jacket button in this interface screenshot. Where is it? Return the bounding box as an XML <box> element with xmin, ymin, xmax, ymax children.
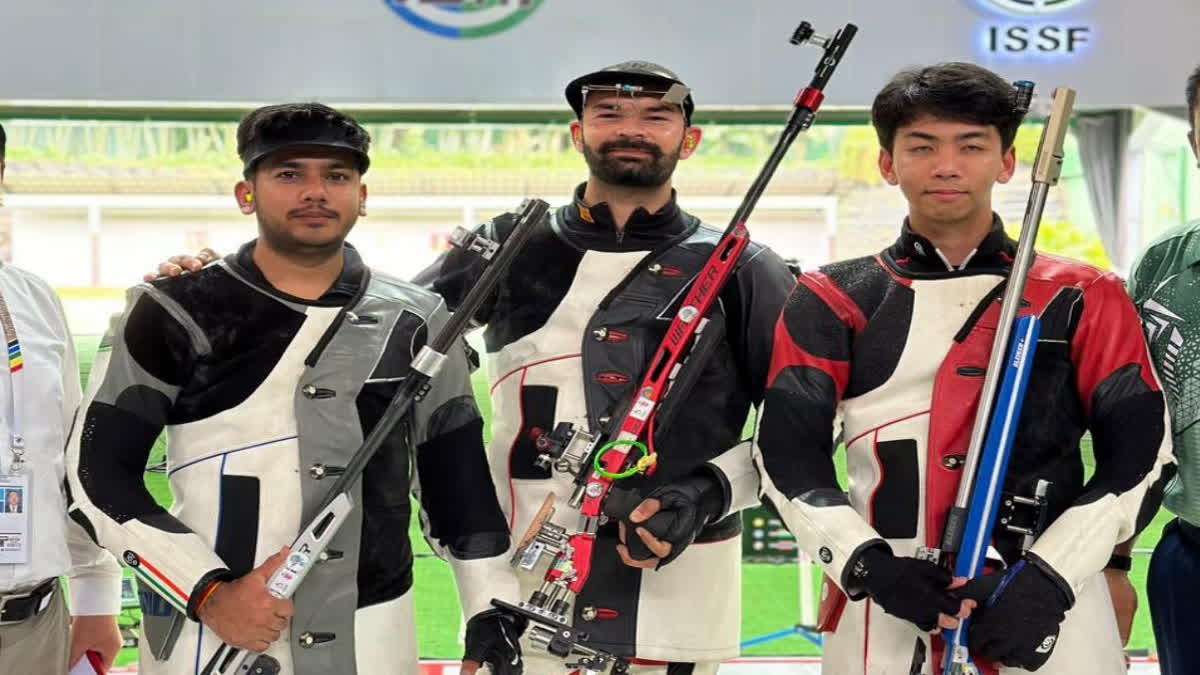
<box><xmin>310</xmin><ymin>464</ymin><xmax>327</xmax><ymax>479</ymax></box>
<box><xmin>592</xmin><ymin>328</ymin><xmax>608</xmax><ymax>341</ymax></box>
<box><xmin>302</xmin><ymin>631</ymin><xmax>335</xmax><ymax>646</ymax></box>
<box><xmin>648</xmin><ymin>263</ymin><xmax>663</xmax><ymax>275</ymax></box>
<box><xmin>301</xmin><ymin>385</ymin><xmax>336</xmax><ymax>399</ymax></box>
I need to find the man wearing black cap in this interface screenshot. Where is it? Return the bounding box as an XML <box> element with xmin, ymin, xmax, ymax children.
<box><xmin>416</xmin><ymin>62</ymin><xmax>797</xmax><ymax>673</ymax></box>
<box><xmin>65</xmin><ymin>103</ymin><xmax>524</xmax><ymax>675</ymax></box>
<box><xmin>152</xmin><ymin>67</ymin><xmax>796</xmax><ymax>672</ymax></box>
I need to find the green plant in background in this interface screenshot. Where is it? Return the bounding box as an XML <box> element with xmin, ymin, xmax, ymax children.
<box><xmin>831</xmin><ymin>126</ymin><xmax>885</xmax><ymax>187</ymax></box>
<box><xmin>1004</xmin><ymin>122</ymin><xmax>1112</xmax><ymax>270</ymax></box>
<box><xmin>2</xmin><ymin>120</ymin><xmax>1062</xmax><ymax>179</ymax></box>
<box><xmin>1</xmin><ymin>120</ymin><xmax>856</xmax><ymax>173</ymax></box>
<box><xmin>1006</xmin><ymin>219</ymin><xmax>1112</xmax><ymax>270</ymax></box>
<box><xmin>1013</xmin><ymin>123</ymin><xmax>1045</xmax><ymax>167</ymax></box>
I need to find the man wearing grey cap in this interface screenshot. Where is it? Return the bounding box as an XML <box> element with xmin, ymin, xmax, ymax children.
<box><xmin>417</xmin><ymin>62</ymin><xmax>797</xmax><ymax>673</ymax></box>
<box><xmin>65</xmin><ymin>103</ymin><xmax>525</xmax><ymax>675</ymax></box>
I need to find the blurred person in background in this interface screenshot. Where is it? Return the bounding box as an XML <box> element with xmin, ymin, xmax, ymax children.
<box><xmin>0</xmin><ymin>122</ymin><xmax>123</xmax><ymax>673</ymax></box>
<box><xmin>1126</xmin><ymin>61</ymin><xmax>1200</xmax><ymax>675</ymax></box>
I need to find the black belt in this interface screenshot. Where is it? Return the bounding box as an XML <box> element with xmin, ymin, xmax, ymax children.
<box><xmin>1178</xmin><ymin>518</ymin><xmax>1200</xmax><ymax>549</ymax></box>
<box><xmin>0</xmin><ymin>578</ymin><xmax>57</xmax><ymax>625</ymax></box>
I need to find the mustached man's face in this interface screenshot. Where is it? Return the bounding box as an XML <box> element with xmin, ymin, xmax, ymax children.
<box><xmin>571</xmin><ymin>91</ymin><xmax>701</xmax><ymax>189</ymax></box>
<box><xmin>234</xmin><ymin>147</ymin><xmax>366</xmax><ymax>258</ymax></box>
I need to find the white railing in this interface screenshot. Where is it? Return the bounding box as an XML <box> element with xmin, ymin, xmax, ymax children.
<box><xmin>3</xmin><ymin>193</ymin><xmax>837</xmax><ymax>305</ymax></box>
<box><xmin>3</xmin><ymin>192</ymin><xmax>837</xmax><ymax>229</ymax></box>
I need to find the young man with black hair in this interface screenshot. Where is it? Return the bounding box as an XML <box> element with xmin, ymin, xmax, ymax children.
<box><xmin>64</xmin><ymin>103</ymin><xmax>524</xmax><ymax>675</ymax></box>
<box><xmin>1127</xmin><ymin>62</ymin><xmax>1200</xmax><ymax>675</ymax></box>
<box><xmin>0</xmin><ymin>123</ymin><xmax>125</xmax><ymax>674</ymax></box>
<box><xmin>635</xmin><ymin>62</ymin><xmax>1174</xmax><ymax>674</ymax></box>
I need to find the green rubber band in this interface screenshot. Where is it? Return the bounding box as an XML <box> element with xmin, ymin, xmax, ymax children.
<box><xmin>593</xmin><ymin>440</ymin><xmax>650</xmax><ymax>480</ymax></box>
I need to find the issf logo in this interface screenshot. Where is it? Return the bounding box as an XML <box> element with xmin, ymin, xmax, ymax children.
<box><xmin>384</xmin><ymin>0</ymin><xmax>544</xmax><ymax>39</ymax></box>
<box><xmin>974</xmin><ymin>0</ymin><xmax>1091</xmax><ymax>56</ymax></box>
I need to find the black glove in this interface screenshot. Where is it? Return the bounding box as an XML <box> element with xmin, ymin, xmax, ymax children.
<box><xmin>463</xmin><ymin>608</ymin><xmax>527</xmax><ymax>675</ymax></box>
<box><xmin>848</xmin><ymin>546</ymin><xmax>962</xmax><ymax>632</ymax></box>
<box><xmin>957</xmin><ymin>555</ymin><xmax>1073</xmax><ymax>671</ymax></box>
<box><xmin>606</xmin><ymin>471</ymin><xmax>726</xmax><ymax>568</ymax></box>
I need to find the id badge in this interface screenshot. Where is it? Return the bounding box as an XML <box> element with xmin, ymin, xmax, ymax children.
<box><xmin>0</xmin><ymin>472</ymin><xmax>30</xmax><ymax>564</ymax></box>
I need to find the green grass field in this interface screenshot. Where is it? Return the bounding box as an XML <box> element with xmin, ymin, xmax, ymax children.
<box><xmin>72</xmin><ymin>335</ymin><xmax>1168</xmax><ymax>666</ymax></box>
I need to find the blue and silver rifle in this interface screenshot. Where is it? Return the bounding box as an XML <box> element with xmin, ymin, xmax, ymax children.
<box><xmin>936</xmin><ymin>86</ymin><xmax>1077</xmax><ymax>675</ymax></box>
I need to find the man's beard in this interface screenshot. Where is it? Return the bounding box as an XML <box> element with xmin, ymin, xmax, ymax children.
<box><xmin>582</xmin><ymin>137</ymin><xmax>681</xmax><ymax>188</ymax></box>
<box><xmin>258</xmin><ymin>210</ymin><xmax>355</xmax><ymax>261</ymax></box>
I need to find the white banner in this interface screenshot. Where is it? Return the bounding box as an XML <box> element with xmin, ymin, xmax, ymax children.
<box><xmin>0</xmin><ymin>0</ymin><xmax>1193</xmax><ymax>109</ymax></box>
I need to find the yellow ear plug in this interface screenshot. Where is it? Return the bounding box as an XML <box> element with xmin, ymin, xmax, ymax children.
<box><xmin>244</xmin><ymin>193</ymin><xmax>254</xmax><ymax>203</ymax></box>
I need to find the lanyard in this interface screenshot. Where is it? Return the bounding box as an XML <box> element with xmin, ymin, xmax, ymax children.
<box><xmin>0</xmin><ymin>288</ymin><xmax>25</xmax><ymax>473</ymax></box>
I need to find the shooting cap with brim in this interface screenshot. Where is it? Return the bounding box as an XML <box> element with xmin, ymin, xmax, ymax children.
<box><xmin>565</xmin><ymin>60</ymin><xmax>695</xmax><ymax>124</ymax></box>
<box><xmin>240</xmin><ymin>132</ymin><xmax>370</xmax><ymax>175</ymax></box>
